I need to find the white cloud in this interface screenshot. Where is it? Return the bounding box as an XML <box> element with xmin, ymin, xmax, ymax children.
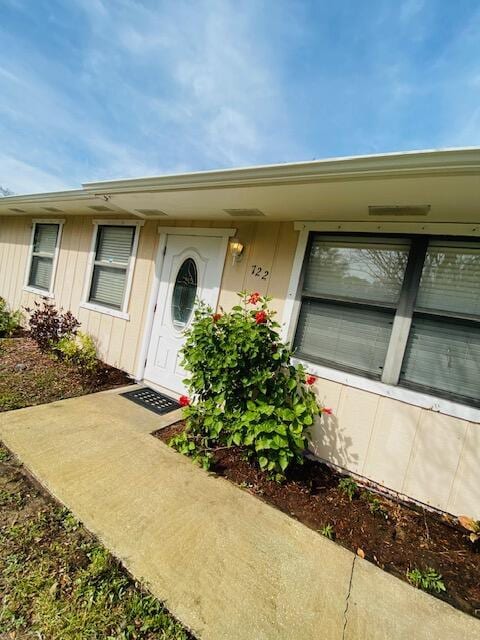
<box><xmin>0</xmin><ymin>153</ymin><xmax>69</xmax><ymax>194</ymax></box>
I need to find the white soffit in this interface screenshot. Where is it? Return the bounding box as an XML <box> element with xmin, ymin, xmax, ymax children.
<box><xmin>0</xmin><ymin>148</ymin><xmax>479</xmax><ymax>222</ymax></box>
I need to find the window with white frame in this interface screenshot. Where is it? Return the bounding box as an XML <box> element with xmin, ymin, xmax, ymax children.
<box><xmin>293</xmin><ymin>234</ymin><xmax>480</xmax><ymax>407</ymax></box>
<box><xmin>26</xmin><ymin>222</ymin><xmax>62</xmax><ymax>294</ymax></box>
<box><xmin>86</xmin><ymin>224</ymin><xmax>139</xmax><ymax>312</ymax></box>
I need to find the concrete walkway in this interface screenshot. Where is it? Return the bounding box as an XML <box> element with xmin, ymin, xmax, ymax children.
<box><xmin>1</xmin><ymin>387</ymin><xmax>479</xmax><ymax>640</ymax></box>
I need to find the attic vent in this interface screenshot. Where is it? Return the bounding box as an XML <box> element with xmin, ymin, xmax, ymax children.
<box><xmin>135</xmin><ymin>209</ymin><xmax>168</xmax><ymax>217</ymax></box>
<box><xmin>223</xmin><ymin>208</ymin><xmax>265</xmax><ymax>217</ymax></box>
<box><xmin>9</xmin><ymin>207</ymin><xmax>25</xmax><ymax>213</ymax></box>
<box><xmin>88</xmin><ymin>205</ymin><xmax>113</xmax><ymax>212</ymax></box>
<box><xmin>42</xmin><ymin>207</ymin><xmax>61</xmax><ymax>212</ymax></box>
<box><xmin>368</xmin><ymin>205</ymin><xmax>431</xmax><ymax>216</ymax></box>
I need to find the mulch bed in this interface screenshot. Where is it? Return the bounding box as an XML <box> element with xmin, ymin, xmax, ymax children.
<box><xmin>156</xmin><ymin>422</ymin><xmax>480</xmax><ymax>619</ymax></box>
<box><xmin>0</xmin><ymin>335</ymin><xmax>131</xmax><ymax>412</ymax></box>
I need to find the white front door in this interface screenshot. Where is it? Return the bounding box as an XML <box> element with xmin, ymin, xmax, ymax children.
<box><xmin>144</xmin><ymin>233</ymin><xmax>228</xmax><ymax>395</ymax></box>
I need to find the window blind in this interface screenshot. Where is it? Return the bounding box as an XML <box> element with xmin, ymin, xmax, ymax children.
<box><xmin>89</xmin><ymin>266</ymin><xmax>127</xmax><ymax>310</ymax></box>
<box><xmin>96</xmin><ymin>226</ymin><xmax>134</xmax><ymax>265</ymax></box>
<box><xmin>28</xmin><ymin>223</ymin><xmax>59</xmax><ymax>291</ymax></box>
<box><xmin>294</xmin><ymin>234</ymin><xmax>479</xmax><ymax>407</ymax></box>
<box><xmin>29</xmin><ymin>256</ymin><xmax>53</xmax><ymax>291</ymax></box>
<box><xmin>33</xmin><ymin>224</ymin><xmax>59</xmax><ymax>255</ymax></box>
<box><xmin>401</xmin><ymin>316</ymin><xmax>480</xmax><ymax>404</ymax></box>
<box><xmin>294</xmin><ymin>235</ymin><xmax>409</xmax><ymax>378</ymax></box>
<box><xmin>295</xmin><ymin>300</ymin><xmax>394</xmax><ymax>377</ymax></box>
<box><xmin>415</xmin><ymin>241</ymin><xmax>480</xmax><ymax>317</ymax></box>
<box><xmin>88</xmin><ymin>225</ymin><xmax>136</xmax><ymax>310</ymax></box>
<box><xmin>303</xmin><ymin>236</ymin><xmax>410</xmax><ymax>304</ymax></box>
<box><xmin>399</xmin><ymin>241</ymin><xmax>480</xmax><ymax>405</ymax></box>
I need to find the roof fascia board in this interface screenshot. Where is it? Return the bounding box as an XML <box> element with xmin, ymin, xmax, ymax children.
<box><xmin>0</xmin><ymin>189</ymin><xmax>92</xmax><ymax>206</ymax></box>
<box><xmin>83</xmin><ymin>148</ymin><xmax>480</xmax><ymax>195</ymax></box>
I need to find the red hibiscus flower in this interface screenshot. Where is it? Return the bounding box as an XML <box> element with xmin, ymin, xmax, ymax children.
<box><xmin>255</xmin><ymin>310</ymin><xmax>267</xmax><ymax>324</ymax></box>
<box><xmin>212</xmin><ymin>313</ymin><xmax>222</xmax><ymax>322</ymax></box>
<box><xmin>306</xmin><ymin>375</ymin><xmax>316</xmax><ymax>385</ymax></box>
<box><xmin>179</xmin><ymin>395</ymin><xmax>190</xmax><ymax>407</ymax></box>
<box><xmin>248</xmin><ymin>292</ymin><xmax>261</xmax><ymax>304</ymax></box>
<box><xmin>322</xmin><ymin>407</ymin><xmax>333</xmax><ymax>415</ymax></box>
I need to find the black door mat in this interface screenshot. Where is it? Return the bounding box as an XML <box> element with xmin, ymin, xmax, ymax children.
<box><xmin>121</xmin><ymin>387</ymin><xmax>181</xmax><ymax>415</ymax></box>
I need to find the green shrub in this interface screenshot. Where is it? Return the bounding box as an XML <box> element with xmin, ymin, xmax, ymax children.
<box><xmin>24</xmin><ymin>299</ymin><xmax>79</xmax><ymax>351</ymax></box>
<box><xmin>53</xmin><ymin>332</ymin><xmax>98</xmax><ymax>372</ymax></box>
<box><xmin>169</xmin><ymin>292</ymin><xmax>326</xmax><ymax>479</ymax></box>
<box><xmin>0</xmin><ymin>297</ymin><xmax>21</xmax><ymax>337</ymax></box>
<box><xmin>406</xmin><ymin>567</ymin><xmax>446</xmax><ymax>593</ymax></box>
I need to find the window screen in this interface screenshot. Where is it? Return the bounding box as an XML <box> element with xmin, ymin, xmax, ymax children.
<box><xmin>28</xmin><ymin>223</ymin><xmax>59</xmax><ymax>291</ymax></box>
<box><xmin>294</xmin><ymin>236</ymin><xmax>409</xmax><ymax>378</ymax></box>
<box><xmin>88</xmin><ymin>225</ymin><xmax>135</xmax><ymax>310</ymax></box>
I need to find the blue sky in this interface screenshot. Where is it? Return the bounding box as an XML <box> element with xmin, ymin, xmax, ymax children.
<box><xmin>1</xmin><ymin>0</ymin><xmax>480</xmax><ymax>194</ymax></box>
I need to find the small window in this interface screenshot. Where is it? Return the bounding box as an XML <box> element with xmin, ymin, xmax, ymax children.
<box><xmin>26</xmin><ymin>222</ymin><xmax>61</xmax><ymax>293</ymax></box>
<box><xmin>171</xmin><ymin>258</ymin><xmax>197</xmax><ymax>329</ymax></box>
<box><xmin>87</xmin><ymin>225</ymin><xmax>136</xmax><ymax>311</ymax></box>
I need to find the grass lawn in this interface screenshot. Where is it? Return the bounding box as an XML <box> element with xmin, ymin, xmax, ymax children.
<box><xmin>0</xmin><ymin>335</ymin><xmax>130</xmax><ymax>412</ymax></box>
<box><xmin>0</xmin><ymin>444</ymin><xmax>192</xmax><ymax>639</ymax></box>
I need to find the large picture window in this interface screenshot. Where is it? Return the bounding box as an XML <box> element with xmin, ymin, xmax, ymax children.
<box><xmin>294</xmin><ymin>234</ymin><xmax>480</xmax><ymax>407</ymax></box>
<box><xmin>25</xmin><ymin>221</ymin><xmax>63</xmax><ymax>295</ymax></box>
<box><xmin>83</xmin><ymin>222</ymin><xmax>142</xmax><ymax>318</ymax></box>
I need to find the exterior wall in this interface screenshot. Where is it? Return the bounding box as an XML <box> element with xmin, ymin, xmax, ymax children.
<box><xmin>310</xmin><ymin>378</ymin><xmax>479</xmax><ymax>518</ymax></box>
<box><xmin>0</xmin><ymin>214</ymin><xmax>478</xmax><ymax>518</ymax></box>
<box><xmin>0</xmin><ymin>215</ymin><xmax>159</xmax><ymax>374</ymax></box>
<box><xmin>0</xmin><ymin>216</ymin><xmax>297</xmax><ymax>373</ymax></box>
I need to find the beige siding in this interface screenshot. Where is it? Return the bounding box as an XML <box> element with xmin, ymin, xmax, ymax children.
<box><xmin>0</xmin><ymin>214</ymin><xmax>478</xmax><ymax>518</ymax></box>
<box><xmin>0</xmin><ymin>216</ymin><xmax>295</xmax><ymax>374</ymax></box>
<box><xmin>310</xmin><ymin>378</ymin><xmax>479</xmax><ymax>518</ymax></box>
<box><xmin>0</xmin><ymin>215</ymin><xmax>160</xmax><ymax>374</ymax></box>
<box><xmin>217</xmin><ymin>221</ymin><xmax>298</xmax><ymax>317</ymax></box>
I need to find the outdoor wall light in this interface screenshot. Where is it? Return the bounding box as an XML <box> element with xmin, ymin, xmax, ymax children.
<box><xmin>230</xmin><ymin>239</ymin><xmax>245</xmax><ymax>265</ymax></box>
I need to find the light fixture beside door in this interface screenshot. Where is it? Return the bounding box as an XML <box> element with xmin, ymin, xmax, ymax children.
<box><xmin>229</xmin><ymin>239</ymin><xmax>245</xmax><ymax>265</ymax></box>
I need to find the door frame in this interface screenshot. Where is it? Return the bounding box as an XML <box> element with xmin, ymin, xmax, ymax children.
<box><xmin>135</xmin><ymin>226</ymin><xmax>236</xmax><ymax>384</ymax></box>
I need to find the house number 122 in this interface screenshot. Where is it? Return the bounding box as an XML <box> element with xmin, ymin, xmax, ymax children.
<box><xmin>250</xmin><ymin>265</ymin><xmax>269</xmax><ymax>280</ymax></box>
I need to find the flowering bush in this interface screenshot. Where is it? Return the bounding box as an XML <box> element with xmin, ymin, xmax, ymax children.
<box><xmin>169</xmin><ymin>291</ymin><xmax>328</xmax><ymax>479</ymax></box>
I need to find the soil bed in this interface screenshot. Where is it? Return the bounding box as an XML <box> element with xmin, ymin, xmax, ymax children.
<box><xmin>0</xmin><ymin>335</ymin><xmax>131</xmax><ymax>412</ymax></box>
<box><xmin>0</xmin><ymin>443</ymin><xmax>192</xmax><ymax>639</ymax></box>
<box><xmin>156</xmin><ymin>421</ymin><xmax>480</xmax><ymax>619</ymax></box>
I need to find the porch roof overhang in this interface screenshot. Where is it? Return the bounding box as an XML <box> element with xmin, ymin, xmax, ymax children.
<box><xmin>1</xmin><ymin>148</ymin><xmax>480</xmax><ymax>226</ymax></box>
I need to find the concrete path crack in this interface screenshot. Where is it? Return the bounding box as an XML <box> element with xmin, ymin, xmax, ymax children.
<box><xmin>342</xmin><ymin>555</ymin><xmax>356</xmax><ymax>640</ymax></box>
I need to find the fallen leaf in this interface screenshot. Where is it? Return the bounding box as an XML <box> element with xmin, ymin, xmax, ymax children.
<box><xmin>458</xmin><ymin>515</ymin><xmax>478</xmax><ymax>533</ymax></box>
<box><xmin>357</xmin><ymin>548</ymin><xmax>365</xmax><ymax>559</ymax></box>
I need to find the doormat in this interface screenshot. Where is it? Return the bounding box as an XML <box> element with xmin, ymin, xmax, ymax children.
<box><xmin>121</xmin><ymin>387</ymin><xmax>181</xmax><ymax>415</ymax></box>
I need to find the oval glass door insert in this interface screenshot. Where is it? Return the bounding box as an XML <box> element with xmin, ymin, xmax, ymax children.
<box><xmin>171</xmin><ymin>258</ymin><xmax>198</xmax><ymax>330</ymax></box>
